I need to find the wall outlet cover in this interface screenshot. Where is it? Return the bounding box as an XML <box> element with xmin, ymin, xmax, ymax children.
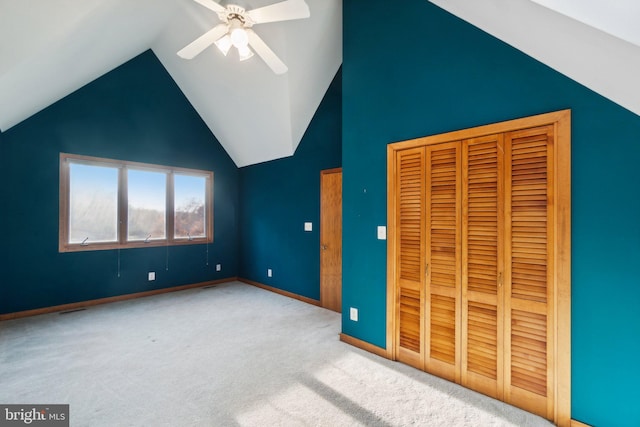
<box><xmin>304</xmin><ymin>222</ymin><xmax>313</xmax><ymax>232</ymax></box>
<box><xmin>350</xmin><ymin>307</ymin><xmax>358</xmax><ymax>322</ymax></box>
<box><xmin>148</xmin><ymin>272</ymin><xmax>156</xmax><ymax>281</ymax></box>
<box><xmin>377</xmin><ymin>226</ymin><xmax>387</xmax><ymax>240</ymax></box>
<box><xmin>216</xmin><ymin>264</ymin><xmax>221</xmax><ymax>271</ymax></box>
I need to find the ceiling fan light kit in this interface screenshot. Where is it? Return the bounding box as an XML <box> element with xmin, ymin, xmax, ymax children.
<box><xmin>178</xmin><ymin>0</ymin><xmax>310</xmax><ymax>74</ymax></box>
<box><xmin>214</xmin><ymin>35</ymin><xmax>233</xmax><ymax>55</ymax></box>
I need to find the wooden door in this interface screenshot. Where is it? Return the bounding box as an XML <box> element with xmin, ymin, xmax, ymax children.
<box><xmin>393</xmin><ymin>147</ymin><xmax>426</xmax><ymax>368</ymax></box>
<box><xmin>320</xmin><ymin>168</ymin><xmax>342</xmax><ymax>312</ymax></box>
<box><xmin>504</xmin><ymin>125</ymin><xmax>555</xmax><ymax>419</ymax></box>
<box><xmin>424</xmin><ymin>142</ymin><xmax>461</xmax><ymax>382</ymax></box>
<box><xmin>461</xmin><ymin>134</ymin><xmax>505</xmax><ymax>399</ymax></box>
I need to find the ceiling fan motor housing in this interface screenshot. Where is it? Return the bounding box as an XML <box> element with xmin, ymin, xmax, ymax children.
<box><xmin>218</xmin><ymin>5</ymin><xmax>255</xmax><ymax>27</ymax></box>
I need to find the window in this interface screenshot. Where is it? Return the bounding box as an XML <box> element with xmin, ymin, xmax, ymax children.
<box><xmin>174</xmin><ymin>174</ymin><xmax>207</xmax><ymax>240</ymax></box>
<box><xmin>59</xmin><ymin>153</ymin><xmax>213</xmax><ymax>252</ymax></box>
<box><xmin>127</xmin><ymin>169</ymin><xmax>167</xmax><ymax>242</ymax></box>
<box><xmin>68</xmin><ymin>163</ymin><xmax>119</xmax><ymax>244</ymax></box>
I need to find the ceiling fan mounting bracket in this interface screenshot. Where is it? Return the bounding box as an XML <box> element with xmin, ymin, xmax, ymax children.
<box><xmin>218</xmin><ymin>5</ymin><xmax>255</xmax><ymax>27</ymax></box>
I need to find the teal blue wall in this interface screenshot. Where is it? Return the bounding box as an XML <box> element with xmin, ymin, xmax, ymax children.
<box><xmin>342</xmin><ymin>1</ymin><xmax>640</xmax><ymax>426</ymax></box>
<box><xmin>239</xmin><ymin>69</ymin><xmax>342</xmax><ymax>300</ymax></box>
<box><xmin>0</xmin><ymin>50</ymin><xmax>239</xmax><ymax>314</ymax></box>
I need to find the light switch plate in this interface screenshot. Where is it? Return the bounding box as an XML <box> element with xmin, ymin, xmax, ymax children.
<box><xmin>350</xmin><ymin>307</ymin><xmax>358</xmax><ymax>322</ymax></box>
<box><xmin>377</xmin><ymin>226</ymin><xmax>387</xmax><ymax>240</ymax></box>
<box><xmin>148</xmin><ymin>272</ymin><xmax>155</xmax><ymax>281</ymax></box>
<box><xmin>304</xmin><ymin>222</ymin><xmax>312</xmax><ymax>232</ymax></box>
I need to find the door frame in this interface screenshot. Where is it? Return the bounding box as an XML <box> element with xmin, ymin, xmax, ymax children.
<box><xmin>386</xmin><ymin>110</ymin><xmax>571</xmax><ymax>425</ymax></box>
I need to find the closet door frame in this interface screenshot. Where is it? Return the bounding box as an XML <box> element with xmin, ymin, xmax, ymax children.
<box><xmin>386</xmin><ymin>109</ymin><xmax>571</xmax><ymax>426</ymax></box>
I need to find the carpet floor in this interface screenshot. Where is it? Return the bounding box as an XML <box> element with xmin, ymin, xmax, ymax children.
<box><xmin>0</xmin><ymin>281</ymin><xmax>554</xmax><ymax>426</ymax></box>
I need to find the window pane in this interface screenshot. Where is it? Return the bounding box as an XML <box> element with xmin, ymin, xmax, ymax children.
<box><xmin>127</xmin><ymin>169</ymin><xmax>166</xmax><ymax>241</ymax></box>
<box><xmin>174</xmin><ymin>174</ymin><xmax>207</xmax><ymax>239</ymax></box>
<box><xmin>69</xmin><ymin>163</ymin><xmax>118</xmax><ymax>244</ymax></box>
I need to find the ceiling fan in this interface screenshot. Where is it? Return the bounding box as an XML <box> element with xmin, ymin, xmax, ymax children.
<box><xmin>177</xmin><ymin>0</ymin><xmax>310</xmax><ymax>74</ymax></box>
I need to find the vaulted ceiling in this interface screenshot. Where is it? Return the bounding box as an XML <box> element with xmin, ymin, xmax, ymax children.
<box><xmin>0</xmin><ymin>0</ymin><xmax>342</xmax><ymax>167</ymax></box>
<box><xmin>1</xmin><ymin>0</ymin><xmax>638</xmax><ymax>167</ymax></box>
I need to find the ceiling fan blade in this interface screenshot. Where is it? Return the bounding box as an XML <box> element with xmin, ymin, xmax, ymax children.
<box><xmin>177</xmin><ymin>24</ymin><xmax>228</xmax><ymax>59</ymax></box>
<box><xmin>248</xmin><ymin>0</ymin><xmax>310</xmax><ymax>24</ymax></box>
<box><xmin>192</xmin><ymin>0</ymin><xmax>225</xmax><ymax>13</ymax></box>
<box><xmin>247</xmin><ymin>29</ymin><xmax>288</xmax><ymax>74</ymax></box>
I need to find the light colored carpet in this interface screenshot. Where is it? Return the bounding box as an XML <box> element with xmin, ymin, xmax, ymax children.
<box><xmin>0</xmin><ymin>281</ymin><xmax>553</xmax><ymax>426</ymax></box>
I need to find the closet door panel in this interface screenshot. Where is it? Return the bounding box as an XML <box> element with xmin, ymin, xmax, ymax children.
<box><xmin>461</xmin><ymin>134</ymin><xmax>504</xmax><ymax>399</ymax></box>
<box><xmin>504</xmin><ymin>126</ymin><xmax>555</xmax><ymax>420</ymax></box>
<box><xmin>425</xmin><ymin>142</ymin><xmax>461</xmax><ymax>381</ymax></box>
<box><xmin>395</xmin><ymin>147</ymin><xmax>426</xmax><ymax>368</ymax></box>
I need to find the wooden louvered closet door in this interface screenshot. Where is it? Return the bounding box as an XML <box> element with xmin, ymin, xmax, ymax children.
<box><xmin>504</xmin><ymin>125</ymin><xmax>555</xmax><ymax>419</ymax></box>
<box><xmin>459</xmin><ymin>127</ymin><xmax>555</xmax><ymax>419</ymax></box>
<box><xmin>424</xmin><ymin>142</ymin><xmax>461</xmax><ymax>382</ymax></box>
<box><xmin>461</xmin><ymin>134</ymin><xmax>505</xmax><ymax>399</ymax></box>
<box><xmin>389</xmin><ymin>111</ymin><xmax>570</xmax><ymax>424</ymax></box>
<box><xmin>394</xmin><ymin>147</ymin><xmax>426</xmax><ymax>369</ymax></box>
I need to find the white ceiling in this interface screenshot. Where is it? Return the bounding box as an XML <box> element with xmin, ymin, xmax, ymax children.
<box><xmin>1</xmin><ymin>1</ymin><xmax>638</xmax><ymax>167</ymax></box>
<box><xmin>529</xmin><ymin>0</ymin><xmax>640</xmax><ymax>47</ymax></box>
<box><xmin>0</xmin><ymin>0</ymin><xmax>342</xmax><ymax>167</ymax></box>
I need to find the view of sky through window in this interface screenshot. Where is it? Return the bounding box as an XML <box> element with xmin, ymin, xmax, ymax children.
<box><xmin>174</xmin><ymin>174</ymin><xmax>206</xmax><ymax>238</ymax></box>
<box><xmin>127</xmin><ymin>169</ymin><xmax>167</xmax><ymax>241</ymax></box>
<box><xmin>69</xmin><ymin>163</ymin><xmax>118</xmax><ymax>243</ymax></box>
<box><xmin>63</xmin><ymin>154</ymin><xmax>212</xmax><ymax>250</ymax></box>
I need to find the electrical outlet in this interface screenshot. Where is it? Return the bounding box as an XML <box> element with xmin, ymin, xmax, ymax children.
<box><xmin>304</xmin><ymin>222</ymin><xmax>312</xmax><ymax>232</ymax></box>
<box><xmin>267</xmin><ymin>269</ymin><xmax>273</xmax><ymax>277</ymax></box>
<box><xmin>377</xmin><ymin>225</ymin><xmax>387</xmax><ymax>240</ymax></box>
<box><xmin>148</xmin><ymin>272</ymin><xmax>155</xmax><ymax>281</ymax></box>
<box><xmin>350</xmin><ymin>307</ymin><xmax>358</xmax><ymax>322</ymax></box>
<box><xmin>216</xmin><ymin>264</ymin><xmax>221</xmax><ymax>272</ymax></box>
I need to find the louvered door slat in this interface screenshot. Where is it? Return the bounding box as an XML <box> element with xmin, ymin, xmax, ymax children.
<box><xmin>430</xmin><ymin>295</ymin><xmax>456</xmax><ymax>364</ymax></box>
<box><xmin>511</xmin><ymin>310</ymin><xmax>548</xmax><ymax>397</ymax></box>
<box><xmin>467</xmin><ymin>302</ymin><xmax>498</xmax><ymax>379</ymax></box>
<box><xmin>425</xmin><ymin>142</ymin><xmax>460</xmax><ymax>382</ymax></box>
<box><xmin>399</xmin><ymin>288</ymin><xmax>421</xmax><ymax>352</ymax></box>
<box><xmin>461</xmin><ymin>135</ymin><xmax>503</xmax><ymax>399</ymax></box>
<box><xmin>395</xmin><ymin>148</ymin><xmax>426</xmax><ymax>369</ymax></box>
<box><xmin>504</xmin><ymin>126</ymin><xmax>554</xmax><ymax>420</ymax></box>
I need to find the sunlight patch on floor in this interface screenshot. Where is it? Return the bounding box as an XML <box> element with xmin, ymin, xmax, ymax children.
<box><xmin>235</xmin><ymin>382</ymin><xmax>360</xmax><ymax>426</ymax></box>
